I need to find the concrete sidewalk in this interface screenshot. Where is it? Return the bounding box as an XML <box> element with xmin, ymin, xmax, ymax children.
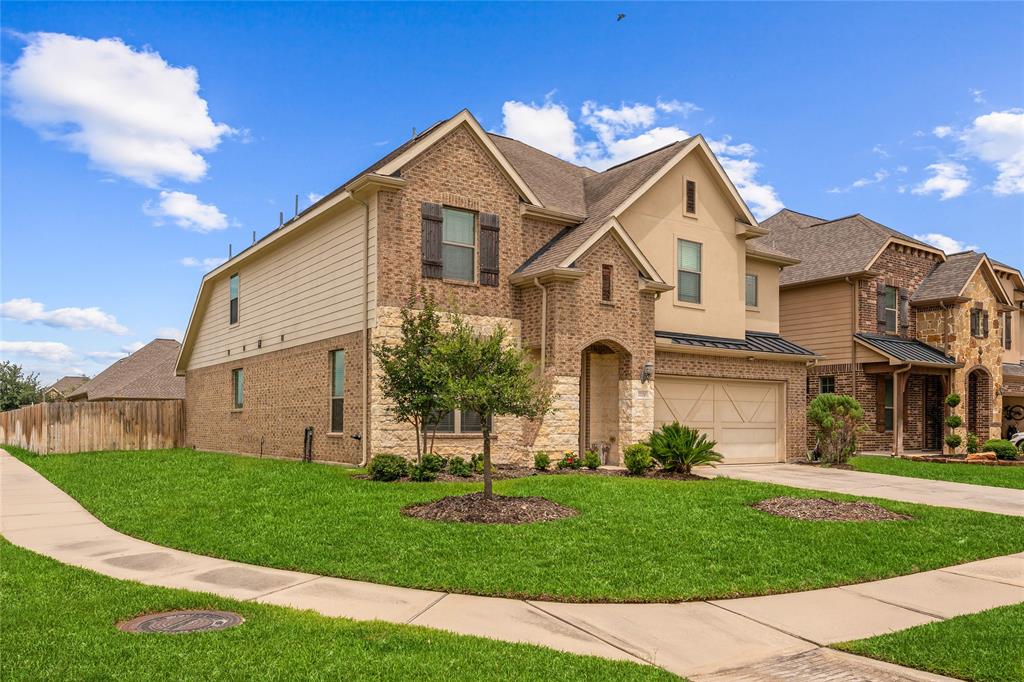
<box><xmin>704</xmin><ymin>463</ymin><xmax>1024</xmax><ymax>517</ymax></box>
<box><xmin>3</xmin><ymin>451</ymin><xmax>1021</xmax><ymax>680</ymax></box>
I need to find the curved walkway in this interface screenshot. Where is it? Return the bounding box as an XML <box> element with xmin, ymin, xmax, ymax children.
<box><xmin>3</xmin><ymin>451</ymin><xmax>1022</xmax><ymax>680</ymax></box>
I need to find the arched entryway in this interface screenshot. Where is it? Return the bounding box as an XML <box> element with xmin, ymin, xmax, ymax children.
<box><xmin>579</xmin><ymin>339</ymin><xmax>632</xmax><ymax>465</ymax></box>
<box><xmin>966</xmin><ymin>368</ymin><xmax>992</xmax><ymax>438</ymax></box>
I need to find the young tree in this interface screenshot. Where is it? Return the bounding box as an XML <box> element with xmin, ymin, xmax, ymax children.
<box><xmin>434</xmin><ymin>315</ymin><xmax>549</xmax><ymax>499</ymax></box>
<box><xmin>371</xmin><ymin>291</ymin><xmax>450</xmax><ymax>463</ymax></box>
<box><xmin>806</xmin><ymin>393</ymin><xmax>864</xmax><ymax>464</ymax></box>
<box><xmin>0</xmin><ymin>361</ymin><xmax>43</xmax><ymax>411</ymax></box>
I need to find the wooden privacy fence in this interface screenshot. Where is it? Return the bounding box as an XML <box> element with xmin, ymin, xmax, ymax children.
<box><xmin>0</xmin><ymin>400</ymin><xmax>184</xmax><ymax>454</ymax></box>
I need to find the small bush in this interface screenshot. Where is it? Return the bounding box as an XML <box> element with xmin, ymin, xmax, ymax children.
<box><xmin>623</xmin><ymin>443</ymin><xmax>653</xmax><ymax>476</ymax></box>
<box><xmin>408</xmin><ymin>463</ymin><xmax>437</xmax><ymax>482</ymax></box>
<box><xmin>368</xmin><ymin>454</ymin><xmax>408</xmax><ymax>482</ymax></box>
<box><xmin>982</xmin><ymin>439</ymin><xmax>1018</xmax><ymax>460</ymax></box>
<box><xmin>533</xmin><ymin>451</ymin><xmax>550</xmax><ymax>471</ymax></box>
<box><xmin>945</xmin><ymin>414</ymin><xmax>963</xmax><ymax>429</ymax></box>
<box><xmin>945</xmin><ymin>433</ymin><xmax>963</xmax><ymax>450</ymax></box>
<box><xmin>966</xmin><ymin>432</ymin><xmax>980</xmax><ymax>454</ymax></box>
<box><xmin>807</xmin><ymin>393</ymin><xmax>865</xmax><ymax>464</ymax></box>
<box><xmin>421</xmin><ymin>454</ymin><xmax>447</xmax><ymax>473</ymax></box>
<box><xmin>945</xmin><ymin>393</ymin><xmax>961</xmax><ymax>408</ymax></box>
<box><xmin>447</xmin><ymin>456</ymin><xmax>472</xmax><ymax>477</ymax></box>
<box><xmin>556</xmin><ymin>452</ymin><xmax>582</xmax><ymax>469</ymax></box>
<box><xmin>583</xmin><ymin>450</ymin><xmax>601</xmax><ymax>470</ymax></box>
<box><xmin>647</xmin><ymin>422</ymin><xmax>723</xmax><ymax>474</ymax></box>
<box><xmin>470</xmin><ymin>453</ymin><xmax>495</xmax><ymax>475</ymax></box>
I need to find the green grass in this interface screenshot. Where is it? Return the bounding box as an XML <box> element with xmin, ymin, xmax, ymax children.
<box><xmin>836</xmin><ymin>603</ymin><xmax>1024</xmax><ymax>682</ymax></box>
<box><xmin>851</xmin><ymin>455</ymin><xmax>1024</xmax><ymax>490</ymax></box>
<box><xmin>0</xmin><ymin>540</ymin><xmax>673</xmax><ymax>681</ymax></box>
<box><xmin>9</xmin><ymin>446</ymin><xmax>1024</xmax><ymax>602</ymax></box>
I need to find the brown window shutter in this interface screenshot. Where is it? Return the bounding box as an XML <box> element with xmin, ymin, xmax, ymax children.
<box><xmin>479</xmin><ymin>212</ymin><xmax>500</xmax><ymax>287</ymax></box>
<box><xmin>898</xmin><ymin>288</ymin><xmax>910</xmax><ymax>336</ymax></box>
<box><xmin>982</xmin><ymin>310</ymin><xmax>989</xmax><ymax>337</ymax></box>
<box><xmin>421</xmin><ymin>203</ymin><xmax>443</xmax><ymax>279</ymax></box>
<box><xmin>875</xmin><ymin>377</ymin><xmax>887</xmax><ymax>433</ymax></box>
<box><xmin>876</xmin><ymin>284</ymin><xmax>887</xmax><ymax>332</ymax></box>
<box><xmin>1007</xmin><ymin>312</ymin><xmax>1013</xmax><ymax>350</ymax></box>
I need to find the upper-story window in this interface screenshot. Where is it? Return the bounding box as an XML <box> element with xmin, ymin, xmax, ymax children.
<box><xmin>684</xmin><ymin>178</ymin><xmax>697</xmax><ymax>217</ymax></box>
<box><xmin>330</xmin><ymin>350</ymin><xmax>345</xmax><ymax>433</ymax></box>
<box><xmin>971</xmin><ymin>307</ymin><xmax>988</xmax><ymax>338</ymax></box>
<box><xmin>442</xmin><ymin>208</ymin><xmax>476</xmax><ymax>282</ymax></box>
<box><xmin>745</xmin><ymin>273</ymin><xmax>758</xmax><ymax>307</ymax></box>
<box><xmin>231</xmin><ymin>368</ymin><xmax>244</xmax><ymax>409</ymax></box>
<box><xmin>882</xmin><ymin>285</ymin><xmax>898</xmax><ymax>333</ymax></box>
<box><xmin>601</xmin><ymin>265</ymin><xmax>613</xmax><ymax>302</ymax></box>
<box><xmin>229</xmin><ymin>274</ymin><xmax>240</xmax><ymax>325</ymax></box>
<box><xmin>676</xmin><ymin>239</ymin><xmax>702</xmax><ymax>304</ymax></box>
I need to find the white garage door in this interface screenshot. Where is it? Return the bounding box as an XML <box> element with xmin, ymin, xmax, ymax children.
<box><xmin>654</xmin><ymin>377</ymin><xmax>784</xmax><ymax>464</ymax></box>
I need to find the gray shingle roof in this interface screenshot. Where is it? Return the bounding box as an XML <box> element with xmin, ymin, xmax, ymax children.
<box><xmin>70</xmin><ymin>339</ymin><xmax>185</xmax><ymax>401</ymax></box>
<box><xmin>46</xmin><ymin>376</ymin><xmax>89</xmax><ymax>396</ymax></box>
<box><xmin>854</xmin><ymin>333</ymin><xmax>957</xmax><ymax>365</ymax></box>
<box><xmin>655</xmin><ymin>330</ymin><xmax>817</xmax><ymax>357</ymax></box>
<box><xmin>487</xmin><ymin>133</ymin><xmax>594</xmax><ymax>216</ymax></box>
<box><xmin>911</xmin><ymin>251</ymin><xmax>984</xmax><ymax>302</ymax></box>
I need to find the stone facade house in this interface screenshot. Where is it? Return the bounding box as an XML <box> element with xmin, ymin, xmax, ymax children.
<box><xmin>753</xmin><ymin>209</ymin><xmax>1024</xmax><ymax>454</ymax></box>
<box><xmin>176</xmin><ymin>110</ymin><xmax>816</xmax><ymax>466</ymax></box>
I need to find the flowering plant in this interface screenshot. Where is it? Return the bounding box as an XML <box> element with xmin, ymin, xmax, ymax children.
<box><xmin>556</xmin><ymin>451</ymin><xmax>582</xmax><ymax>470</ymax></box>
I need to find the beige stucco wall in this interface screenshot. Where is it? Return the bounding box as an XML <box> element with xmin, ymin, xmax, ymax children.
<box><xmin>744</xmin><ymin>258</ymin><xmax>782</xmax><ymax>333</ymax></box>
<box><xmin>619</xmin><ymin>151</ymin><xmax>756</xmax><ymax>339</ymax></box>
<box><xmin>995</xmin><ymin>269</ymin><xmax>1022</xmax><ymax>365</ymax></box>
<box><xmin>186</xmin><ymin>198</ymin><xmax>378</xmax><ymax>371</ymax></box>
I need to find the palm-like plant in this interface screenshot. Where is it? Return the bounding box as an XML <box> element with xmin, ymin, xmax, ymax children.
<box><xmin>647</xmin><ymin>422</ymin><xmax>723</xmax><ymax>474</ymax></box>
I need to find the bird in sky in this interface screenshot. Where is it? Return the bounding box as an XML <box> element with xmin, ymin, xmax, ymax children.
<box><xmin>617</xmin><ymin>13</ymin><xmax>626</xmax><ymax>21</ymax></box>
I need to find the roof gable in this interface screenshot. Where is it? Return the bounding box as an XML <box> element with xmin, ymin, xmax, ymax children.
<box><xmin>74</xmin><ymin>339</ymin><xmax>185</xmax><ymax>400</ymax></box>
<box><xmin>912</xmin><ymin>251</ymin><xmax>1011</xmax><ymax>305</ymax></box>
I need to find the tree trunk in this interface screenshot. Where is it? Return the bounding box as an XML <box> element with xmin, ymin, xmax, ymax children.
<box><xmin>413</xmin><ymin>417</ymin><xmax>422</xmax><ymax>463</ymax></box>
<box><xmin>482</xmin><ymin>419</ymin><xmax>493</xmax><ymax>499</ymax></box>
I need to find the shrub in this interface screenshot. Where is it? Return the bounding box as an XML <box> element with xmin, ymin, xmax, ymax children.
<box><xmin>368</xmin><ymin>454</ymin><xmax>408</xmax><ymax>482</ymax></box>
<box><xmin>447</xmin><ymin>456</ymin><xmax>472</xmax><ymax>477</ymax></box>
<box><xmin>806</xmin><ymin>393</ymin><xmax>865</xmax><ymax>464</ymax></box>
<box><xmin>647</xmin><ymin>422</ymin><xmax>723</xmax><ymax>474</ymax></box>
<box><xmin>556</xmin><ymin>452</ymin><xmax>582</xmax><ymax>469</ymax></box>
<box><xmin>421</xmin><ymin>454</ymin><xmax>447</xmax><ymax>473</ymax></box>
<box><xmin>982</xmin><ymin>439</ymin><xmax>1018</xmax><ymax>460</ymax></box>
<box><xmin>583</xmin><ymin>450</ymin><xmax>601</xmax><ymax>470</ymax></box>
<box><xmin>966</xmin><ymin>432</ymin><xmax>980</xmax><ymax>454</ymax></box>
<box><xmin>408</xmin><ymin>463</ymin><xmax>437</xmax><ymax>482</ymax></box>
<box><xmin>945</xmin><ymin>393</ymin><xmax>961</xmax><ymax>408</ymax></box>
<box><xmin>945</xmin><ymin>414</ymin><xmax>963</xmax><ymax>429</ymax></box>
<box><xmin>623</xmin><ymin>443</ymin><xmax>653</xmax><ymax>476</ymax></box>
<box><xmin>945</xmin><ymin>433</ymin><xmax>963</xmax><ymax>450</ymax></box>
<box><xmin>470</xmin><ymin>453</ymin><xmax>495</xmax><ymax>476</ymax></box>
<box><xmin>533</xmin><ymin>451</ymin><xmax>550</xmax><ymax>471</ymax></box>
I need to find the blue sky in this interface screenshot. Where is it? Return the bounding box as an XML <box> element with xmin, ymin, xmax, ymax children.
<box><xmin>2</xmin><ymin>2</ymin><xmax>1022</xmax><ymax>382</ymax></box>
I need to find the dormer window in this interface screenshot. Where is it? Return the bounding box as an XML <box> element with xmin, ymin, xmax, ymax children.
<box><xmin>684</xmin><ymin>178</ymin><xmax>697</xmax><ymax>217</ymax></box>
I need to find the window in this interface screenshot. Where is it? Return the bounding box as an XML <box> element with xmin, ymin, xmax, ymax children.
<box><xmin>442</xmin><ymin>207</ymin><xmax>475</xmax><ymax>282</ymax></box>
<box><xmin>426</xmin><ymin>410</ymin><xmax>491</xmax><ymax>434</ymax></box>
<box><xmin>601</xmin><ymin>265</ymin><xmax>613</xmax><ymax>302</ymax></box>
<box><xmin>819</xmin><ymin>376</ymin><xmax>836</xmax><ymax>394</ymax></box>
<box><xmin>676</xmin><ymin>239</ymin><xmax>702</xmax><ymax>304</ymax></box>
<box><xmin>883</xmin><ymin>285</ymin><xmax>897</xmax><ymax>333</ymax></box>
<box><xmin>971</xmin><ymin>308</ymin><xmax>988</xmax><ymax>338</ymax></box>
<box><xmin>229</xmin><ymin>274</ymin><xmax>240</xmax><ymax>324</ymax></box>
<box><xmin>745</xmin><ymin>273</ymin><xmax>758</xmax><ymax>307</ymax></box>
<box><xmin>330</xmin><ymin>350</ymin><xmax>345</xmax><ymax>433</ymax></box>
<box><xmin>883</xmin><ymin>377</ymin><xmax>894</xmax><ymax>431</ymax></box>
<box><xmin>231</xmin><ymin>368</ymin><xmax>244</xmax><ymax>409</ymax></box>
<box><xmin>1005</xmin><ymin>311</ymin><xmax>1013</xmax><ymax>350</ymax></box>
<box><xmin>684</xmin><ymin>179</ymin><xmax>697</xmax><ymax>216</ymax></box>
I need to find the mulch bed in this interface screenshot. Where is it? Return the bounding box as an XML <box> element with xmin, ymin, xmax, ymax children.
<box><xmin>401</xmin><ymin>493</ymin><xmax>578</xmax><ymax>524</ymax></box>
<box><xmin>752</xmin><ymin>496</ymin><xmax>913</xmax><ymax>522</ymax></box>
<box><xmin>795</xmin><ymin>460</ymin><xmax>854</xmax><ymax>470</ymax></box>
<box><xmin>362</xmin><ymin>466</ymin><xmax>709</xmax><ymax>483</ymax></box>
<box><xmin>904</xmin><ymin>455</ymin><xmax>1024</xmax><ymax>467</ymax></box>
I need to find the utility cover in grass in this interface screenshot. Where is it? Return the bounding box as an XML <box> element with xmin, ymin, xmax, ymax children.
<box><xmin>753</xmin><ymin>497</ymin><xmax>913</xmax><ymax>522</ymax></box>
<box><xmin>402</xmin><ymin>493</ymin><xmax>577</xmax><ymax>524</ymax></box>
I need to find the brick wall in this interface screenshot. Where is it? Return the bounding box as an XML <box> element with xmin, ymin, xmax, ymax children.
<box><xmin>857</xmin><ymin>244</ymin><xmax>941</xmax><ymax>336</ymax></box>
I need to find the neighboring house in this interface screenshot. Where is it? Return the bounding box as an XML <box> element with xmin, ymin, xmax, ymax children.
<box><xmin>176</xmin><ymin>110</ymin><xmax>816</xmax><ymax>466</ymax></box>
<box><xmin>41</xmin><ymin>375</ymin><xmax>89</xmax><ymax>402</ymax></box>
<box><xmin>753</xmin><ymin>210</ymin><xmax>1024</xmax><ymax>454</ymax></box>
<box><xmin>70</xmin><ymin>339</ymin><xmax>185</xmax><ymax>402</ymax></box>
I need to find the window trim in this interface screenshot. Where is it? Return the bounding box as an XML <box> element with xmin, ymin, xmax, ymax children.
<box><xmin>229</xmin><ymin>273</ymin><xmax>240</xmax><ymax>325</ymax></box>
<box><xmin>425</xmin><ymin>409</ymin><xmax>492</xmax><ymax>436</ymax></box>
<box><xmin>231</xmin><ymin>368</ymin><xmax>244</xmax><ymax>410</ymax></box>
<box><xmin>745</xmin><ymin>273</ymin><xmax>759</xmax><ymax>308</ymax></box>
<box><xmin>329</xmin><ymin>349</ymin><xmax>345</xmax><ymax>434</ymax></box>
<box><xmin>883</xmin><ymin>285</ymin><xmax>898</xmax><ymax>334</ymax></box>
<box><xmin>676</xmin><ymin>238</ymin><xmax>702</xmax><ymax>305</ymax></box>
<box><xmin>440</xmin><ymin>206</ymin><xmax>477</xmax><ymax>283</ymax></box>
<box><xmin>683</xmin><ymin>177</ymin><xmax>697</xmax><ymax>217</ymax></box>
<box><xmin>819</xmin><ymin>376</ymin><xmax>836</xmax><ymax>394</ymax></box>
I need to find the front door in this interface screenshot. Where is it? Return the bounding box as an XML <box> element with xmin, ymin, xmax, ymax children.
<box><xmin>923</xmin><ymin>376</ymin><xmax>943</xmax><ymax>451</ymax></box>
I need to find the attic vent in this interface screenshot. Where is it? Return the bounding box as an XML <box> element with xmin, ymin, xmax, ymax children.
<box><xmin>685</xmin><ymin>179</ymin><xmax>697</xmax><ymax>216</ymax></box>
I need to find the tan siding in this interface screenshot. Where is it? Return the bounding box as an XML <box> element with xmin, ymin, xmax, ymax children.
<box><xmin>779</xmin><ymin>281</ymin><xmax>853</xmax><ymax>362</ymax></box>
<box><xmin>187</xmin><ymin>200</ymin><xmax>376</xmax><ymax>370</ymax></box>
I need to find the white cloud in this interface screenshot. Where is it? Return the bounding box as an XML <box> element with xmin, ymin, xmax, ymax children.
<box><xmin>4</xmin><ymin>32</ymin><xmax>235</xmax><ymax>187</ymax></box>
<box><xmin>0</xmin><ymin>340</ymin><xmax>75</xmax><ymax>363</ymax></box>
<box><xmin>969</xmin><ymin>88</ymin><xmax>986</xmax><ymax>104</ymax></box>
<box><xmin>180</xmin><ymin>256</ymin><xmax>227</xmax><ymax>269</ymax></box>
<box><xmin>0</xmin><ymin>298</ymin><xmax>128</xmax><ymax>334</ymax></box>
<box><xmin>656</xmin><ymin>99</ymin><xmax>701</xmax><ymax>117</ymax></box>
<box><xmin>156</xmin><ymin>327</ymin><xmax>184</xmax><ymax>342</ymax></box>
<box><xmin>958</xmin><ymin>109</ymin><xmax>1024</xmax><ymax>195</ymax></box>
<box><xmin>872</xmin><ymin>144</ymin><xmax>890</xmax><ymax>158</ymax></box>
<box><xmin>307</xmin><ymin>192</ymin><xmax>324</xmax><ymax>205</ymax></box>
<box><xmin>912</xmin><ymin>162</ymin><xmax>970</xmax><ymax>200</ymax></box>
<box><xmin>83</xmin><ymin>350</ymin><xmax>128</xmax><ymax>360</ymax></box>
<box><xmin>913</xmin><ymin>130</ymin><xmax>926</xmax><ymax>137</ymax></box>
<box><xmin>144</xmin><ymin>191</ymin><xmax>228</xmax><ymax>232</ymax></box>
<box><xmin>500</xmin><ymin>99</ymin><xmax>579</xmax><ymax>161</ymax></box>
<box><xmin>581</xmin><ymin>101</ymin><xmax>658</xmax><ymax>145</ymax></box>
<box><xmin>591</xmin><ymin>126</ymin><xmax>690</xmax><ymax>169</ymax></box>
<box><xmin>720</xmin><ymin>157</ymin><xmax>783</xmax><ymax>218</ymax></box>
<box><xmin>122</xmin><ymin>341</ymin><xmax>147</xmax><ymax>353</ymax></box>
<box><xmin>911</xmin><ymin>232</ymin><xmax>979</xmax><ymax>254</ymax></box>
<box><xmin>932</xmin><ymin>126</ymin><xmax>953</xmax><ymax>139</ymax></box>
<box><xmin>827</xmin><ymin>169</ymin><xmax>890</xmax><ymax>194</ymax></box>
<box><xmin>896</xmin><ymin>165</ymin><xmax>909</xmax><ymax>174</ymax></box>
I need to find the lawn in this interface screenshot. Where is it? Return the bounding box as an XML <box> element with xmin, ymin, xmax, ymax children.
<box><xmin>851</xmin><ymin>455</ymin><xmax>1024</xmax><ymax>490</ymax></box>
<box><xmin>9</xmin><ymin>446</ymin><xmax>1024</xmax><ymax>602</ymax></box>
<box><xmin>0</xmin><ymin>540</ymin><xmax>673</xmax><ymax>681</ymax></box>
<box><xmin>836</xmin><ymin>603</ymin><xmax>1024</xmax><ymax>682</ymax></box>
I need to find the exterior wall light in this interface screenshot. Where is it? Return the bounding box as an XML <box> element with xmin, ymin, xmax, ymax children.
<box><xmin>641</xmin><ymin>361</ymin><xmax>654</xmax><ymax>384</ymax></box>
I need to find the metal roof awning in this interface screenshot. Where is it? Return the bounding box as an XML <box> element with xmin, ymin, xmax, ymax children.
<box><xmin>855</xmin><ymin>333</ymin><xmax>960</xmax><ymax>367</ymax></box>
<box><xmin>655</xmin><ymin>330</ymin><xmax>818</xmax><ymax>358</ymax></box>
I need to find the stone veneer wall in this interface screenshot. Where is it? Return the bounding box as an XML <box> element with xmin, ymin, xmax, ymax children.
<box><xmin>654</xmin><ymin>351</ymin><xmax>808</xmax><ymax>461</ymax></box>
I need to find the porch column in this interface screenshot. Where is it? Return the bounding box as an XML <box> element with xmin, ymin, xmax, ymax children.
<box><xmin>893</xmin><ymin>365</ymin><xmax>912</xmax><ymax>456</ymax></box>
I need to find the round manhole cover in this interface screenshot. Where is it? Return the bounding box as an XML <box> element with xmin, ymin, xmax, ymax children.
<box><xmin>118</xmin><ymin>610</ymin><xmax>244</xmax><ymax>634</ymax></box>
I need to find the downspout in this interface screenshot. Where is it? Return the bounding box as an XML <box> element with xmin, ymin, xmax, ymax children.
<box><xmin>533</xmin><ymin>278</ymin><xmax>547</xmax><ymax>373</ymax></box>
<box><xmin>893</xmin><ymin>362</ymin><xmax>912</xmax><ymax>456</ymax></box>
<box><xmin>351</xmin><ymin>192</ymin><xmax>371</xmax><ymax>467</ymax></box>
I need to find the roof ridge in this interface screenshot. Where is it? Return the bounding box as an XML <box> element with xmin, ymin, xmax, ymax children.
<box><xmin>778</xmin><ymin>208</ymin><xmax>828</xmax><ymax>223</ymax></box>
<box><xmin>599</xmin><ymin>138</ymin><xmax>689</xmax><ymax>173</ymax></box>
<box><xmin>485</xmin><ymin>132</ymin><xmax>594</xmax><ymax>173</ymax></box>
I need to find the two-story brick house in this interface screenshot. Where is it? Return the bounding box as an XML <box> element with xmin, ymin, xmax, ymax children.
<box><xmin>753</xmin><ymin>209</ymin><xmax>1024</xmax><ymax>454</ymax></box>
<box><xmin>176</xmin><ymin>110</ymin><xmax>816</xmax><ymax>466</ymax></box>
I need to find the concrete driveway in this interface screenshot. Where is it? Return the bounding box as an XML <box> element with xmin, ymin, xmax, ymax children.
<box><xmin>703</xmin><ymin>463</ymin><xmax>1024</xmax><ymax>517</ymax></box>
